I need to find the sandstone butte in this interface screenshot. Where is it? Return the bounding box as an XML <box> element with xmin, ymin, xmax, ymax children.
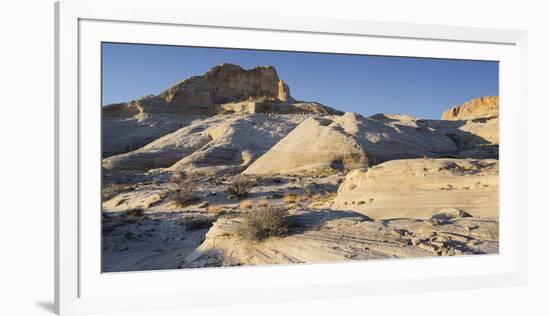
<box><xmin>102</xmin><ymin>63</ymin><xmax>340</xmax><ymax>158</ymax></box>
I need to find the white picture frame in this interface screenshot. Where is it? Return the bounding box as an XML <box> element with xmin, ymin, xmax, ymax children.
<box><xmin>55</xmin><ymin>0</ymin><xmax>528</xmax><ymax>314</ymax></box>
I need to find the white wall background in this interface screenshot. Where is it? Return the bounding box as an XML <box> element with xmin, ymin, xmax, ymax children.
<box><xmin>0</xmin><ymin>0</ymin><xmax>547</xmax><ymax>315</ymax></box>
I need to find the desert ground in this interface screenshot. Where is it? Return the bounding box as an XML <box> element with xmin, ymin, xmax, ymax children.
<box><xmin>101</xmin><ymin>64</ymin><xmax>499</xmax><ymax>272</ymax></box>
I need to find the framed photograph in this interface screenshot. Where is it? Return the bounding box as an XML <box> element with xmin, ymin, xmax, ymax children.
<box><xmin>55</xmin><ymin>0</ymin><xmax>527</xmax><ymax>314</ymax></box>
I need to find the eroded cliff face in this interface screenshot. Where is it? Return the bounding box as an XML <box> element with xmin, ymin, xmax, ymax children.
<box><xmin>441</xmin><ymin>96</ymin><xmax>499</xmax><ymax>121</ymax></box>
<box><xmin>104</xmin><ymin>63</ymin><xmax>292</xmax><ymax>116</ymax></box>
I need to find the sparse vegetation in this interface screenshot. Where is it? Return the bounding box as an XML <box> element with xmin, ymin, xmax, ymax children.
<box><xmin>257</xmin><ymin>198</ymin><xmax>269</xmax><ymax>207</ymax></box>
<box><xmin>207</xmin><ymin>205</ymin><xmax>225</xmax><ymax>215</ymax></box>
<box><xmin>227</xmin><ymin>175</ymin><xmax>254</xmax><ymax>198</ymax></box>
<box><xmin>311</xmin><ymin>191</ymin><xmax>336</xmax><ymax>203</ymax></box>
<box><xmin>307</xmin><ymin>191</ymin><xmax>337</xmax><ymax>208</ymax></box>
<box><xmin>102</xmin><ymin>183</ymin><xmax>136</xmax><ymax>201</ymax></box>
<box><xmin>283</xmin><ymin>193</ymin><xmax>297</xmax><ymax>204</ymax></box>
<box><xmin>295</xmin><ymin>194</ymin><xmax>309</xmax><ymax>203</ymax></box>
<box><xmin>206</xmin><ymin>205</ymin><xmax>225</xmax><ymax>215</ymax></box>
<box><xmin>172</xmin><ymin>171</ymin><xmax>198</xmax><ymax>207</ymax></box>
<box><xmin>240</xmin><ymin>199</ymin><xmax>253</xmax><ymax>209</ymax></box>
<box><xmin>239</xmin><ymin>206</ymin><xmax>290</xmax><ymax>241</ymax></box>
<box><xmin>271</xmin><ymin>192</ymin><xmax>284</xmax><ymax>199</ymax></box>
<box><xmin>126</xmin><ymin>208</ymin><xmax>145</xmax><ymax>217</ymax></box>
<box><xmin>184</xmin><ymin>216</ymin><xmax>216</xmax><ymax>231</ymax></box>
<box><xmin>113</xmin><ymin>208</ymin><xmax>146</xmax><ymax>224</ymax></box>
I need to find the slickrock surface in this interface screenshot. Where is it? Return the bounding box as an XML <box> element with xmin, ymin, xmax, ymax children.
<box><xmin>243</xmin><ymin>116</ymin><xmax>369</xmax><ymax>174</ymax></box>
<box><xmin>102</xmin><ymin>172</ymin><xmax>497</xmax><ymax>271</ymax></box>
<box><xmin>166</xmin><ymin>114</ymin><xmax>309</xmax><ymax>175</ymax></box>
<box><xmin>103</xmin><ymin>114</ymin><xmax>308</xmax><ymax>173</ymax></box>
<box><xmin>181</xmin><ymin>209</ymin><xmax>498</xmax><ymax>268</ymax></box>
<box><xmin>244</xmin><ymin>112</ymin><xmax>494</xmax><ymax>174</ymax></box>
<box><xmin>102</xmin><ymin>113</ymin><xmax>197</xmax><ymax>158</ymax></box>
<box><xmin>333</xmin><ymin>158</ymin><xmax>498</xmax><ymax>219</ymax></box>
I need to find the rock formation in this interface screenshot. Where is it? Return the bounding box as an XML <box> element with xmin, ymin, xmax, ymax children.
<box><xmin>434</xmin><ymin>96</ymin><xmax>499</xmax><ymax>158</ymax></box>
<box><xmin>102</xmin><ymin>113</ymin><xmax>197</xmax><ymax>158</ymax></box>
<box><xmin>244</xmin><ymin>112</ymin><xmax>462</xmax><ymax>174</ymax></box>
<box><xmin>102</xmin><ymin>64</ymin><xmax>340</xmax><ymax>157</ymax></box>
<box><xmin>332</xmin><ymin>158</ymin><xmax>499</xmax><ymax>219</ymax></box>
<box><xmin>165</xmin><ymin>114</ymin><xmax>308</xmax><ymax>175</ymax></box>
<box><xmin>104</xmin><ymin>64</ymin><xmax>286</xmax><ymax>116</ymax></box>
<box><xmin>441</xmin><ymin>96</ymin><xmax>499</xmax><ymax>120</ymax></box>
<box><xmin>179</xmin><ymin>207</ymin><xmax>498</xmax><ymax>268</ymax></box>
<box><xmin>100</xmin><ymin>63</ymin><xmax>501</xmax><ymax>272</ymax></box>
<box><xmin>243</xmin><ymin>116</ymin><xmax>369</xmax><ymax>174</ymax></box>
<box><xmin>103</xmin><ymin>114</ymin><xmax>311</xmax><ymax>173</ymax></box>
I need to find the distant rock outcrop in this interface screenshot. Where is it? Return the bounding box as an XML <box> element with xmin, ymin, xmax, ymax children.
<box><xmin>102</xmin><ymin>63</ymin><xmax>336</xmax><ymax>118</ymax></box>
<box><xmin>104</xmin><ymin>64</ymin><xmax>287</xmax><ymax>116</ymax></box>
<box><xmin>441</xmin><ymin>96</ymin><xmax>498</xmax><ymax>120</ymax></box>
<box><xmin>435</xmin><ymin>96</ymin><xmax>499</xmax><ymax>158</ymax></box>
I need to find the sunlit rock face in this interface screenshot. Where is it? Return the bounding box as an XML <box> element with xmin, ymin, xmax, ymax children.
<box><xmin>441</xmin><ymin>96</ymin><xmax>499</xmax><ymax>121</ymax></box>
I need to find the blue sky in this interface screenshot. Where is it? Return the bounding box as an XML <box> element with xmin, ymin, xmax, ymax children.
<box><xmin>102</xmin><ymin>43</ymin><xmax>498</xmax><ymax>119</ymax></box>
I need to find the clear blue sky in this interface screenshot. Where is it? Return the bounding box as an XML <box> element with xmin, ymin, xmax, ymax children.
<box><xmin>102</xmin><ymin>43</ymin><xmax>498</xmax><ymax>119</ymax></box>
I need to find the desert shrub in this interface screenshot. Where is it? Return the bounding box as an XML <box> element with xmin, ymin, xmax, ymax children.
<box><xmin>126</xmin><ymin>208</ymin><xmax>145</xmax><ymax>217</ymax></box>
<box><xmin>295</xmin><ymin>194</ymin><xmax>309</xmax><ymax>203</ymax></box>
<box><xmin>227</xmin><ymin>175</ymin><xmax>254</xmax><ymax>198</ymax></box>
<box><xmin>257</xmin><ymin>198</ymin><xmax>269</xmax><ymax>207</ymax></box>
<box><xmin>310</xmin><ymin>191</ymin><xmax>336</xmax><ymax>203</ymax></box>
<box><xmin>271</xmin><ymin>191</ymin><xmax>284</xmax><ymax>199</ymax></box>
<box><xmin>185</xmin><ymin>216</ymin><xmax>216</xmax><ymax>231</ymax></box>
<box><xmin>283</xmin><ymin>193</ymin><xmax>297</xmax><ymax>204</ymax></box>
<box><xmin>101</xmin><ymin>183</ymin><xmax>136</xmax><ymax>201</ymax></box>
<box><xmin>239</xmin><ymin>206</ymin><xmax>290</xmax><ymax>241</ymax></box>
<box><xmin>114</xmin><ymin>208</ymin><xmax>146</xmax><ymax>224</ymax></box>
<box><xmin>172</xmin><ymin>171</ymin><xmax>198</xmax><ymax>207</ymax></box>
<box><xmin>207</xmin><ymin>205</ymin><xmax>225</xmax><ymax>215</ymax></box>
<box><xmin>240</xmin><ymin>199</ymin><xmax>253</xmax><ymax>209</ymax></box>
